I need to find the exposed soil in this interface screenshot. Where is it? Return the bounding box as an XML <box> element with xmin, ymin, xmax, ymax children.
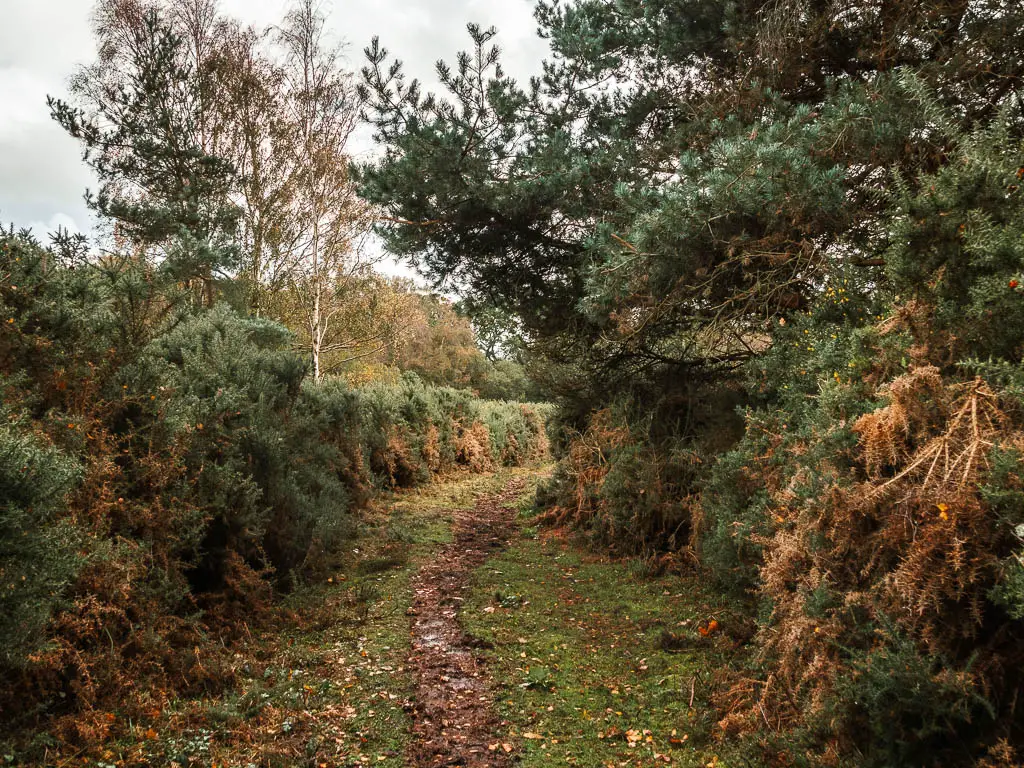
<box><xmin>405</xmin><ymin>478</ymin><xmax>525</xmax><ymax>767</ymax></box>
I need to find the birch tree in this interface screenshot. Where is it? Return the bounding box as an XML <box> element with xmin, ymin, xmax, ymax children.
<box><xmin>278</xmin><ymin>0</ymin><xmax>374</xmax><ymax>382</ymax></box>
<box><xmin>204</xmin><ymin>22</ymin><xmax>301</xmax><ymax>315</ymax></box>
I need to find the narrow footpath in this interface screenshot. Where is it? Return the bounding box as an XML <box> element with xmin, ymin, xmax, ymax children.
<box><xmin>22</xmin><ymin>468</ymin><xmax>727</xmax><ymax>768</ymax></box>
<box><xmin>405</xmin><ymin>479</ymin><xmax>525</xmax><ymax>767</ymax></box>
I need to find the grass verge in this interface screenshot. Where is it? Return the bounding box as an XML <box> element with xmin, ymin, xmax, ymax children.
<box><xmin>5</xmin><ymin>467</ymin><xmax>542</xmax><ymax>768</ymax></box>
<box><xmin>463</xmin><ymin>504</ymin><xmax>740</xmax><ymax>768</ymax></box>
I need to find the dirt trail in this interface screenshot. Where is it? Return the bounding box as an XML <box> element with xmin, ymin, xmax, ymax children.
<box><xmin>405</xmin><ymin>478</ymin><xmax>525</xmax><ymax>767</ymax></box>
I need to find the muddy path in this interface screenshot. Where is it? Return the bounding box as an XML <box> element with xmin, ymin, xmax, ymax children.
<box><xmin>405</xmin><ymin>478</ymin><xmax>525</xmax><ymax>767</ymax></box>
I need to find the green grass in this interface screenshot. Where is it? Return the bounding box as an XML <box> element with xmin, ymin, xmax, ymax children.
<box><xmin>463</xmin><ymin>524</ymin><xmax>737</xmax><ymax>767</ymax></box>
<box><xmin>44</xmin><ymin>468</ymin><xmax>545</xmax><ymax>768</ymax></box>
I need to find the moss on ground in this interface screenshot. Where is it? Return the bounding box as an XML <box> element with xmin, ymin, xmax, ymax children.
<box><xmin>463</xmin><ymin>513</ymin><xmax>737</xmax><ymax>768</ymax></box>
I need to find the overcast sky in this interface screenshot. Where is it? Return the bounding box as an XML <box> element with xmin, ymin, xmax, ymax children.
<box><xmin>0</xmin><ymin>0</ymin><xmax>548</xmax><ymax>275</ymax></box>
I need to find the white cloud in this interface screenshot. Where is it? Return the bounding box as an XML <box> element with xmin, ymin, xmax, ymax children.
<box><xmin>0</xmin><ymin>0</ymin><xmax>97</xmax><ymax>237</ymax></box>
<box><xmin>0</xmin><ymin>2</ymin><xmax>95</xmax><ymax>79</ymax></box>
<box><xmin>0</xmin><ymin>69</ymin><xmax>52</xmax><ymax>140</ymax></box>
<box><xmin>25</xmin><ymin>212</ymin><xmax>88</xmax><ymax>239</ymax></box>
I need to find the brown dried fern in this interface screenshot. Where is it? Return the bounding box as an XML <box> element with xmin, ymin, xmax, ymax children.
<box><xmin>738</xmin><ymin>367</ymin><xmax>1023</xmax><ymax>746</ymax></box>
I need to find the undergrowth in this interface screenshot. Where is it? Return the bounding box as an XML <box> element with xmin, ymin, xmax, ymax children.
<box><xmin>0</xmin><ymin>470</ymin><xmax>539</xmax><ymax>766</ymax></box>
<box><xmin>0</xmin><ymin>230</ymin><xmax>553</xmax><ymax>750</ymax></box>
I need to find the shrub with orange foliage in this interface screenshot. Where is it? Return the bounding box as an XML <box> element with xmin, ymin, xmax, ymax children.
<box><xmin>538</xmin><ymin>408</ymin><xmax>703</xmax><ymax>555</ymax></box>
<box><xmin>707</xmin><ymin>313</ymin><xmax>1024</xmax><ymax>764</ymax></box>
<box><xmin>0</xmin><ymin>233</ymin><xmax>552</xmax><ymax>746</ymax></box>
<box><xmin>454</xmin><ymin>420</ymin><xmax>495</xmax><ymax>473</ymax></box>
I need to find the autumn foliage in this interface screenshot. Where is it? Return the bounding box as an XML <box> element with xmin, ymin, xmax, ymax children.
<box><xmin>0</xmin><ymin>231</ymin><xmax>550</xmax><ymax>738</ymax></box>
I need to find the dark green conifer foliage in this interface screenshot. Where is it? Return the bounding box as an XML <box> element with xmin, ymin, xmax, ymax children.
<box><xmin>358</xmin><ymin>0</ymin><xmax>1022</xmax><ymax>403</ymax></box>
<box><xmin>48</xmin><ymin>8</ymin><xmax>239</xmax><ymax>296</ymax></box>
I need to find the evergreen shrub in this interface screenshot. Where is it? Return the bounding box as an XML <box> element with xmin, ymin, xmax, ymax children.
<box><xmin>704</xmin><ymin>119</ymin><xmax>1024</xmax><ymax>764</ymax></box>
<box><xmin>0</xmin><ymin>229</ymin><xmax>550</xmax><ymax>730</ymax></box>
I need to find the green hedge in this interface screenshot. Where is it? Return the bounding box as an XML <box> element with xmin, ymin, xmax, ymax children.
<box><xmin>0</xmin><ymin>231</ymin><xmax>550</xmax><ymax>725</ymax></box>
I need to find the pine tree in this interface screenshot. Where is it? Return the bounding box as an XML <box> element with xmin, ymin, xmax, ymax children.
<box><xmin>49</xmin><ymin>5</ymin><xmax>240</xmax><ymax>301</ymax></box>
<box><xmin>357</xmin><ymin>0</ymin><xmax>1023</xmax><ymax>404</ymax></box>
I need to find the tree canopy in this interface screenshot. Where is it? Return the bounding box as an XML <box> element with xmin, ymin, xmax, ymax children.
<box><xmin>358</xmin><ymin>0</ymin><xmax>1023</xmax><ymax>402</ymax></box>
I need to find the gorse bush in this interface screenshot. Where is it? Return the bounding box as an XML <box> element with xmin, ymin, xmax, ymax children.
<box><xmin>523</xmin><ymin>107</ymin><xmax>1024</xmax><ymax>765</ymax></box>
<box><xmin>701</xmin><ymin>116</ymin><xmax>1024</xmax><ymax>764</ymax></box>
<box><xmin>537</xmin><ymin>406</ymin><xmax>712</xmax><ymax>558</ymax></box>
<box><xmin>0</xmin><ymin>230</ymin><xmax>550</xmax><ymax>731</ymax></box>
<box><xmin>0</xmin><ymin>409</ymin><xmax>82</xmax><ymax>670</ymax></box>
<box><xmin>355</xmin><ymin>373</ymin><xmax>552</xmax><ymax>486</ymax></box>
